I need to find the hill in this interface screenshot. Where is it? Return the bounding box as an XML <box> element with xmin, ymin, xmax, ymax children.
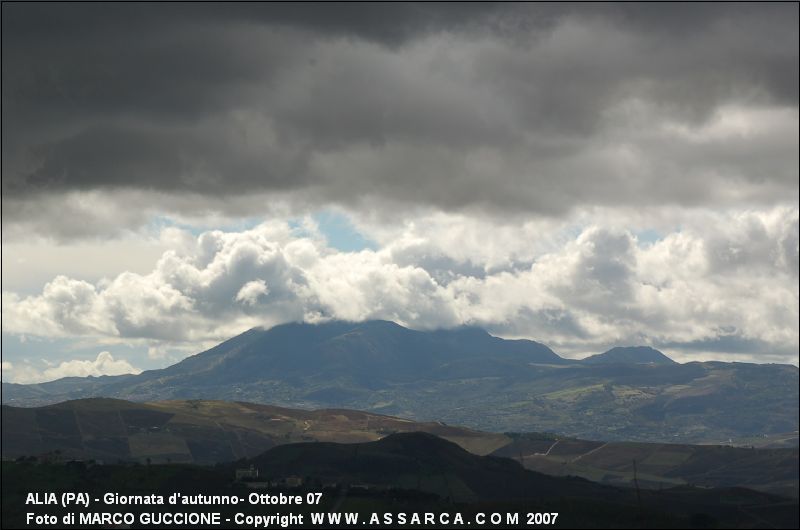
<box><xmin>582</xmin><ymin>346</ymin><xmax>676</xmax><ymax>365</ymax></box>
<box><xmin>0</xmin><ymin>398</ymin><xmax>508</xmax><ymax>464</ymax></box>
<box><xmin>3</xmin><ymin>320</ymin><xmax>798</xmax><ymax>443</ymax></box>
<box><xmin>492</xmin><ymin>433</ymin><xmax>799</xmax><ymax>498</ymax></box>
<box><xmin>236</xmin><ymin>433</ymin><xmax>798</xmax><ymax>528</ymax></box>
<box><xmin>3</xmin><ymin>397</ymin><xmax>796</xmax><ymax>497</ymax></box>
<box><xmin>4</xmin><ymin>433</ymin><xmax>798</xmax><ymax>528</ymax></box>
<box><xmin>245</xmin><ymin>431</ymin><xmax>615</xmax><ymax>502</ymax></box>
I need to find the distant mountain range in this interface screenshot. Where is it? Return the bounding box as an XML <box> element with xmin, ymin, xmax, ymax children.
<box><xmin>3</xmin><ymin>320</ymin><xmax>798</xmax><ymax>443</ymax></box>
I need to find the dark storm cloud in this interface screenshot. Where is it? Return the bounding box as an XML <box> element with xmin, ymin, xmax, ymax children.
<box><xmin>2</xmin><ymin>3</ymin><xmax>508</xmax><ymax>47</ymax></box>
<box><xmin>3</xmin><ymin>2</ymin><xmax>798</xmax><ymax>231</ymax></box>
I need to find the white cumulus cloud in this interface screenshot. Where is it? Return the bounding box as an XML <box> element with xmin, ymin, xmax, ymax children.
<box><xmin>5</xmin><ymin>352</ymin><xmax>140</xmax><ymax>384</ymax></box>
<box><xmin>2</xmin><ymin>206</ymin><xmax>797</xmax><ymax>364</ymax></box>
<box><xmin>236</xmin><ymin>279</ymin><xmax>270</xmax><ymax>306</ymax></box>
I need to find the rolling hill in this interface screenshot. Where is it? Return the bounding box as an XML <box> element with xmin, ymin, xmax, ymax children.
<box><xmin>236</xmin><ymin>433</ymin><xmax>799</xmax><ymax>528</ymax></box>
<box><xmin>244</xmin><ymin>431</ymin><xmax>620</xmax><ymax>503</ymax></box>
<box><xmin>4</xmin><ymin>432</ymin><xmax>798</xmax><ymax>528</ymax></box>
<box><xmin>3</xmin><ymin>320</ymin><xmax>798</xmax><ymax>443</ymax></box>
<box><xmin>0</xmin><ymin>398</ymin><xmax>508</xmax><ymax>464</ymax></box>
<box><xmin>493</xmin><ymin>432</ymin><xmax>799</xmax><ymax>498</ymax></box>
<box><xmin>2</xmin><ymin>397</ymin><xmax>796</xmax><ymax>497</ymax></box>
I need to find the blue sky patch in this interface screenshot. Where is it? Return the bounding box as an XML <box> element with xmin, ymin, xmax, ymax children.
<box><xmin>312</xmin><ymin>211</ymin><xmax>377</xmax><ymax>252</ymax></box>
<box><xmin>634</xmin><ymin>229</ymin><xmax>664</xmax><ymax>246</ymax></box>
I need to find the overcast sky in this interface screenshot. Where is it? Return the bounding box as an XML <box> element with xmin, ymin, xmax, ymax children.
<box><xmin>2</xmin><ymin>3</ymin><xmax>798</xmax><ymax>383</ymax></box>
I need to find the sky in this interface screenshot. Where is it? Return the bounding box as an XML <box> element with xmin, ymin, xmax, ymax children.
<box><xmin>2</xmin><ymin>3</ymin><xmax>798</xmax><ymax>383</ymax></box>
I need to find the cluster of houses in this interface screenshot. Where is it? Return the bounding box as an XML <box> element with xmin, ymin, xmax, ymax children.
<box><xmin>234</xmin><ymin>465</ymin><xmax>304</xmax><ymax>488</ymax></box>
<box><xmin>233</xmin><ymin>465</ymin><xmax>389</xmax><ymax>493</ymax></box>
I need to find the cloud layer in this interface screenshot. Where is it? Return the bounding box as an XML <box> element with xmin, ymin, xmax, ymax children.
<box><xmin>3</xmin><ymin>3</ymin><xmax>797</xmax><ymax>238</ymax></box>
<box><xmin>4</xmin><ymin>207</ymin><xmax>797</xmax><ymax>365</ymax></box>
<box><xmin>2</xmin><ymin>4</ymin><xmax>797</xmax><ymax>377</ymax></box>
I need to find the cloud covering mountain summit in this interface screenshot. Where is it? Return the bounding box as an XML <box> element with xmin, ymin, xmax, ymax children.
<box><xmin>3</xmin><ymin>207</ymin><xmax>797</xmax><ymax>371</ymax></box>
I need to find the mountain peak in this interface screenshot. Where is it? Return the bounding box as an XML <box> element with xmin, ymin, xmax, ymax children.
<box><xmin>582</xmin><ymin>346</ymin><xmax>675</xmax><ymax>365</ymax></box>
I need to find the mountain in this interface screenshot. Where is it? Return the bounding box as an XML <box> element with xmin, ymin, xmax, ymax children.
<box><xmin>583</xmin><ymin>346</ymin><xmax>676</xmax><ymax>365</ymax></box>
<box><xmin>154</xmin><ymin>320</ymin><xmax>567</xmax><ymax>384</ymax></box>
<box><xmin>3</xmin><ymin>320</ymin><xmax>798</xmax><ymax>443</ymax></box>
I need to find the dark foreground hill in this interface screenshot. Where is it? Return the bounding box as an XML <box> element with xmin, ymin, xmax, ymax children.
<box><xmin>5</xmin><ymin>432</ymin><xmax>797</xmax><ymax>529</ymax></box>
<box><xmin>3</xmin><ymin>398</ymin><xmax>797</xmax><ymax>497</ymax></box>
<box><xmin>3</xmin><ymin>320</ymin><xmax>798</xmax><ymax>443</ymax></box>
<box><xmin>244</xmin><ymin>432</ymin><xmax>622</xmax><ymax>503</ymax></box>
<box><xmin>242</xmin><ymin>433</ymin><xmax>799</xmax><ymax>528</ymax></box>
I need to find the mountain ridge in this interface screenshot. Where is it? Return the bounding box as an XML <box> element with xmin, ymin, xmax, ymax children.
<box><xmin>3</xmin><ymin>320</ymin><xmax>797</xmax><ymax>444</ymax></box>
